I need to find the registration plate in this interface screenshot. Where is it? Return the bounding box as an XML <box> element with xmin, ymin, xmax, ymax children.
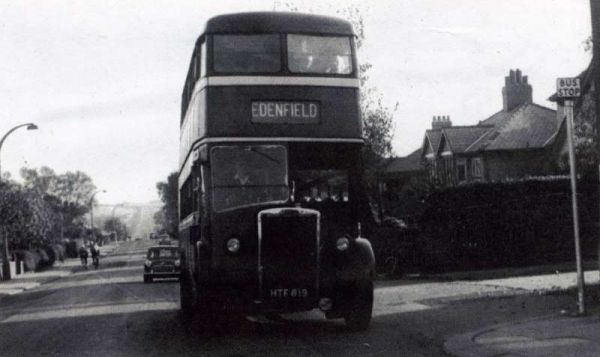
<box><xmin>269</xmin><ymin>288</ymin><xmax>309</xmax><ymax>298</ymax></box>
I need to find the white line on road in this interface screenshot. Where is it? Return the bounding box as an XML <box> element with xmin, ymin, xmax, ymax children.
<box><xmin>2</xmin><ymin>301</ymin><xmax>178</xmax><ymax>324</ymax></box>
<box><xmin>75</xmin><ymin>266</ymin><xmax>142</xmax><ymax>276</ymax></box>
<box><xmin>36</xmin><ymin>276</ymin><xmax>143</xmax><ymax>291</ymax></box>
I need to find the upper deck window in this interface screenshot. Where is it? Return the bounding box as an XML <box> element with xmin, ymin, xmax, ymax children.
<box><xmin>287</xmin><ymin>35</ymin><xmax>352</xmax><ymax>75</ymax></box>
<box><xmin>213</xmin><ymin>34</ymin><xmax>281</xmax><ymax>73</ymax></box>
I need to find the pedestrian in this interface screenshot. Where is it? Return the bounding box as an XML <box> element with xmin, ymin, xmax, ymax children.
<box><xmin>78</xmin><ymin>245</ymin><xmax>88</xmax><ymax>269</ymax></box>
<box><xmin>90</xmin><ymin>243</ymin><xmax>100</xmax><ymax>268</ymax></box>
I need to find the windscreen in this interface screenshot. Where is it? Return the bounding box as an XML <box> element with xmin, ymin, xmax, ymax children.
<box><xmin>211</xmin><ymin>145</ymin><xmax>289</xmax><ymax>212</ymax></box>
<box><xmin>148</xmin><ymin>249</ymin><xmax>179</xmax><ymax>259</ymax></box>
<box><xmin>287</xmin><ymin>35</ymin><xmax>353</xmax><ymax>74</ymax></box>
<box><xmin>213</xmin><ymin>34</ymin><xmax>281</xmax><ymax>73</ymax></box>
<box><xmin>294</xmin><ymin>169</ymin><xmax>349</xmax><ymax>203</ymax></box>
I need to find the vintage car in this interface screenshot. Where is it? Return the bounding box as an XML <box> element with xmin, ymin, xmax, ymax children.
<box><xmin>143</xmin><ymin>246</ymin><xmax>181</xmax><ymax>283</ymax></box>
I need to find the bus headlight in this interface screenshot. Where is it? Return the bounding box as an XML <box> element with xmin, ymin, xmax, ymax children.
<box><xmin>226</xmin><ymin>238</ymin><xmax>241</xmax><ymax>253</ymax></box>
<box><xmin>174</xmin><ymin>259</ymin><xmax>181</xmax><ymax>267</ymax></box>
<box><xmin>144</xmin><ymin>259</ymin><xmax>152</xmax><ymax>267</ymax></box>
<box><xmin>336</xmin><ymin>237</ymin><xmax>350</xmax><ymax>251</ymax></box>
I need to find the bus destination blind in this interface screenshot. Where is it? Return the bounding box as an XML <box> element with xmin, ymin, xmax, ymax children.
<box><xmin>251</xmin><ymin>101</ymin><xmax>319</xmax><ymax>124</ymax></box>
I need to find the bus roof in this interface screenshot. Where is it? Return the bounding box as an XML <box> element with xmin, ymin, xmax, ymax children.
<box><xmin>202</xmin><ymin>12</ymin><xmax>355</xmax><ymax>37</ymax></box>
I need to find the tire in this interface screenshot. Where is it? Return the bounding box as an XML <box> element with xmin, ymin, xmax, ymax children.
<box><xmin>344</xmin><ymin>280</ymin><xmax>374</xmax><ymax>332</ymax></box>
<box><xmin>180</xmin><ymin>270</ymin><xmax>196</xmax><ymax>313</ymax></box>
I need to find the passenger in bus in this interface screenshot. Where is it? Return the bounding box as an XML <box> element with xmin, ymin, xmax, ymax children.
<box><xmin>233</xmin><ymin>162</ymin><xmax>250</xmax><ymax>185</ymax></box>
<box><xmin>307</xmin><ymin>55</ymin><xmax>337</xmax><ymax>73</ymax></box>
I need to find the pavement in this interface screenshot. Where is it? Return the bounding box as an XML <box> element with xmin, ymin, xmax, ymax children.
<box><xmin>445</xmin><ymin>313</ymin><xmax>600</xmax><ymax>357</ymax></box>
<box><xmin>443</xmin><ymin>270</ymin><xmax>600</xmax><ymax>357</ymax></box>
<box><xmin>0</xmin><ymin>243</ymin><xmax>118</xmax><ymax>296</ymax></box>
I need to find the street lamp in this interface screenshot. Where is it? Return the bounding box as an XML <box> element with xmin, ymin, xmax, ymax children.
<box><xmin>89</xmin><ymin>189</ymin><xmax>106</xmax><ymax>244</ymax></box>
<box><xmin>0</xmin><ymin>123</ymin><xmax>38</xmax><ymax>181</ymax></box>
<box><xmin>0</xmin><ymin>123</ymin><xmax>38</xmax><ymax>281</ymax></box>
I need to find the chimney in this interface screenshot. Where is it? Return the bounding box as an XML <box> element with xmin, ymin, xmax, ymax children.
<box><xmin>431</xmin><ymin>115</ymin><xmax>452</xmax><ymax>129</ymax></box>
<box><xmin>502</xmin><ymin>68</ymin><xmax>532</xmax><ymax>112</ymax></box>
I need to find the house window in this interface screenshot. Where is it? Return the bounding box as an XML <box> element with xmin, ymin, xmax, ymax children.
<box><xmin>472</xmin><ymin>157</ymin><xmax>483</xmax><ymax>178</ymax></box>
<box><xmin>456</xmin><ymin>160</ymin><xmax>467</xmax><ymax>182</ymax></box>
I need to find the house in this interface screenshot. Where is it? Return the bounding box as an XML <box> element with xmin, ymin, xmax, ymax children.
<box><xmin>385</xmin><ymin>69</ymin><xmax>566</xmax><ymax>188</ymax></box>
<box><xmin>380</xmin><ymin>148</ymin><xmax>424</xmax><ymax>193</ymax></box>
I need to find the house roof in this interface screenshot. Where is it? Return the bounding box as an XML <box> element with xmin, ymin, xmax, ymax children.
<box><xmin>440</xmin><ymin>126</ymin><xmax>494</xmax><ymax>154</ymax></box>
<box><xmin>424</xmin><ymin>129</ymin><xmax>443</xmax><ymax>154</ymax></box>
<box><xmin>416</xmin><ymin>102</ymin><xmax>558</xmax><ymax>160</ymax></box>
<box><xmin>384</xmin><ymin>148</ymin><xmax>423</xmax><ymax>174</ymax></box>
<box><xmin>483</xmin><ymin>103</ymin><xmax>558</xmax><ymax>151</ymax></box>
<box><xmin>478</xmin><ymin>109</ymin><xmax>515</xmax><ymax>127</ymax></box>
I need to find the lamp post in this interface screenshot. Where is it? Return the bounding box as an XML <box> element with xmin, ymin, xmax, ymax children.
<box><xmin>89</xmin><ymin>190</ymin><xmax>106</xmax><ymax>245</ymax></box>
<box><xmin>0</xmin><ymin>123</ymin><xmax>38</xmax><ymax>281</ymax></box>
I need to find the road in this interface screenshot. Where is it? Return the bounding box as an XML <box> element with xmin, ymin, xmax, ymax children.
<box><xmin>0</xmin><ymin>240</ymin><xmax>576</xmax><ymax>356</ymax></box>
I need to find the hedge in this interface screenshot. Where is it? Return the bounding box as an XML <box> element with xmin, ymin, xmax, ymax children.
<box><xmin>417</xmin><ymin>179</ymin><xmax>598</xmax><ymax>272</ymax></box>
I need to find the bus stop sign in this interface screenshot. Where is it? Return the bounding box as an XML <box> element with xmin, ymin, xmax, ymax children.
<box><xmin>556</xmin><ymin>77</ymin><xmax>581</xmax><ymax>98</ymax></box>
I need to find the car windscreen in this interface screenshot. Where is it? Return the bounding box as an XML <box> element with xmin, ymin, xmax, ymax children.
<box><xmin>148</xmin><ymin>249</ymin><xmax>179</xmax><ymax>259</ymax></box>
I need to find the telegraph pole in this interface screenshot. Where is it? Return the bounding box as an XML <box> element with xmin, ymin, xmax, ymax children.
<box><xmin>592</xmin><ymin>0</ymin><xmax>600</xmax><ymax>281</ymax></box>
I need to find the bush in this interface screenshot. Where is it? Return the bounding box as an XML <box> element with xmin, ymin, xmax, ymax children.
<box><xmin>36</xmin><ymin>248</ymin><xmax>50</xmax><ymax>268</ymax></box>
<box><xmin>52</xmin><ymin>244</ymin><xmax>65</xmax><ymax>262</ymax></box>
<box><xmin>14</xmin><ymin>250</ymin><xmax>40</xmax><ymax>272</ymax></box>
<box><xmin>43</xmin><ymin>246</ymin><xmax>56</xmax><ymax>266</ymax></box>
<box><xmin>65</xmin><ymin>241</ymin><xmax>78</xmax><ymax>258</ymax></box>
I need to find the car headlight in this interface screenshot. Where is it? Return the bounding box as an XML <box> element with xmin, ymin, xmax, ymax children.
<box><xmin>226</xmin><ymin>238</ymin><xmax>241</xmax><ymax>253</ymax></box>
<box><xmin>144</xmin><ymin>259</ymin><xmax>152</xmax><ymax>267</ymax></box>
<box><xmin>174</xmin><ymin>259</ymin><xmax>181</xmax><ymax>267</ymax></box>
<box><xmin>336</xmin><ymin>237</ymin><xmax>350</xmax><ymax>251</ymax></box>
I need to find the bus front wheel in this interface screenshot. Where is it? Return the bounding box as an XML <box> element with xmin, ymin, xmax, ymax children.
<box><xmin>344</xmin><ymin>280</ymin><xmax>373</xmax><ymax>332</ymax></box>
<box><xmin>180</xmin><ymin>271</ymin><xmax>197</xmax><ymax>321</ymax></box>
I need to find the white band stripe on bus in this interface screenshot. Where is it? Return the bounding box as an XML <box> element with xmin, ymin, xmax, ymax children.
<box><xmin>195</xmin><ymin>76</ymin><xmax>359</xmax><ymax>91</ymax></box>
<box><xmin>195</xmin><ymin>137</ymin><xmax>364</xmax><ymax>145</ymax></box>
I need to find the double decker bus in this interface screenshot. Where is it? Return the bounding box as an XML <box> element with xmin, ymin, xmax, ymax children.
<box><xmin>178</xmin><ymin>12</ymin><xmax>375</xmax><ymax>330</ymax></box>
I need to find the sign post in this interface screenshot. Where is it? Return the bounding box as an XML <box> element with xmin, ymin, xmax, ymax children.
<box><xmin>557</xmin><ymin>77</ymin><xmax>585</xmax><ymax>315</ymax></box>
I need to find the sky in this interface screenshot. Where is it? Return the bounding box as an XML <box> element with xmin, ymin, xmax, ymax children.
<box><xmin>0</xmin><ymin>0</ymin><xmax>592</xmax><ymax>205</ymax></box>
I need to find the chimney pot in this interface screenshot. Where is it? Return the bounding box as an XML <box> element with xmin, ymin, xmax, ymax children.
<box><xmin>502</xmin><ymin>69</ymin><xmax>533</xmax><ymax>111</ymax></box>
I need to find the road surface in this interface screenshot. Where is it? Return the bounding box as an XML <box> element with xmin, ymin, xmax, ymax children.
<box><xmin>0</xmin><ymin>240</ymin><xmax>576</xmax><ymax>356</ymax></box>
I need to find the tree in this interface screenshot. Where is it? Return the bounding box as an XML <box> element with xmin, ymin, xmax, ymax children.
<box><xmin>275</xmin><ymin>4</ymin><xmax>397</xmax><ymax>159</ymax></box>
<box><xmin>21</xmin><ymin>167</ymin><xmax>96</xmax><ymax>240</ymax></box>
<box><xmin>154</xmin><ymin>172</ymin><xmax>178</xmax><ymax>238</ymax></box>
<box><xmin>0</xmin><ymin>180</ymin><xmax>55</xmax><ymax>249</ymax></box>
<box><xmin>336</xmin><ymin>7</ymin><xmax>397</xmax><ymax>159</ymax></box>
<box><xmin>103</xmin><ymin>217</ymin><xmax>128</xmax><ymax>242</ymax></box>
